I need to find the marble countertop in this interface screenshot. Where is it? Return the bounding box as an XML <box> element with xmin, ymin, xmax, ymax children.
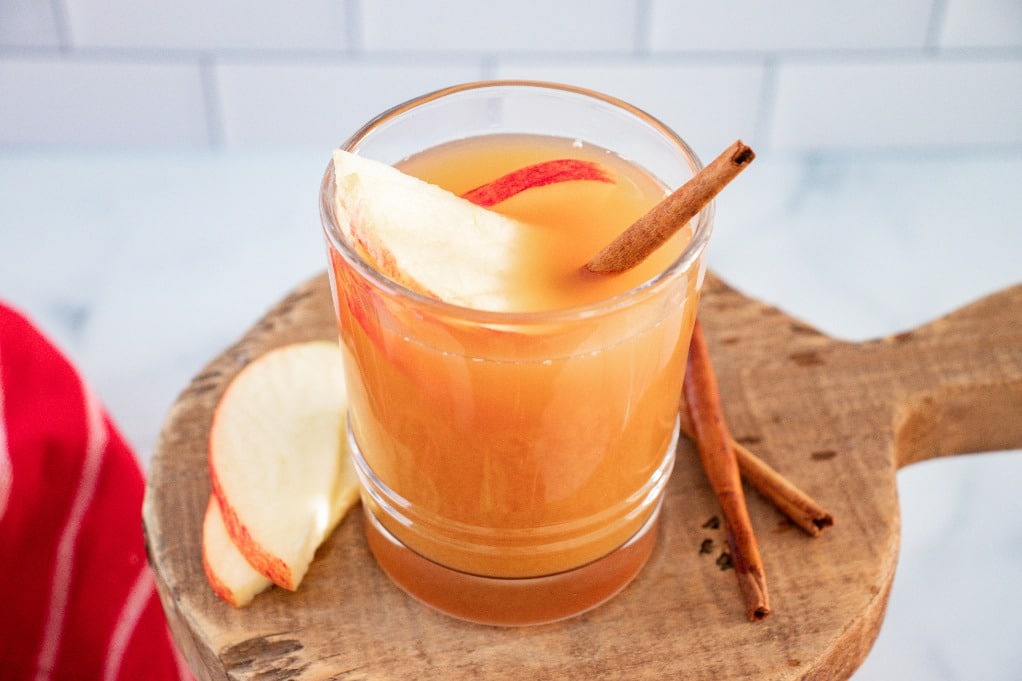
<box><xmin>1</xmin><ymin>149</ymin><xmax>1020</xmax><ymax>679</ymax></box>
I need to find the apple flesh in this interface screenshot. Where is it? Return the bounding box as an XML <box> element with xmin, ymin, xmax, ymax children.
<box><xmin>201</xmin><ymin>496</ymin><xmax>271</xmax><ymax>607</ymax></box>
<box><xmin>208</xmin><ymin>340</ymin><xmax>360</xmax><ymax>592</ymax></box>
<box><xmin>332</xmin><ymin>150</ymin><xmax>524</xmax><ymax>311</ymax></box>
<box><xmin>331</xmin><ymin>151</ymin><xmax>614</xmax><ymax>311</ymax></box>
<box><xmin>329</xmin><ymin>150</ymin><xmax>619</xmax><ymax>393</ymax></box>
<box><xmin>460</xmin><ymin>158</ymin><xmax>612</xmax><ymax>207</ymax></box>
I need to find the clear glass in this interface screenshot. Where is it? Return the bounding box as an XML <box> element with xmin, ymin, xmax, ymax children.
<box><xmin>320</xmin><ymin>81</ymin><xmax>713</xmax><ymax>625</ymax></box>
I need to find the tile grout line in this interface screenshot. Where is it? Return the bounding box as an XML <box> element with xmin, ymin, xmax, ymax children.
<box><xmin>49</xmin><ymin>0</ymin><xmax>73</xmax><ymax>54</ymax></box>
<box><xmin>925</xmin><ymin>0</ymin><xmax>950</xmax><ymax>54</ymax></box>
<box><xmin>634</xmin><ymin>0</ymin><xmax>653</xmax><ymax>55</ymax></box>
<box><xmin>753</xmin><ymin>54</ymin><xmax>778</xmax><ymax>154</ymax></box>
<box><xmin>199</xmin><ymin>55</ymin><xmax>225</xmax><ymax>150</ymax></box>
<box><xmin>345</xmin><ymin>0</ymin><xmax>363</xmax><ymax>54</ymax></box>
<box><xmin>3</xmin><ymin>43</ymin><xmax>1020</xmax><ymax>66</ymax></box>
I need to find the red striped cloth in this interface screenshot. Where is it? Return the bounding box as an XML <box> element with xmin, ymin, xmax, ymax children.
<box><xmin>0</xmin><ymin>302</ymin><xmax>192</xmax><ymax>681</ymax></box>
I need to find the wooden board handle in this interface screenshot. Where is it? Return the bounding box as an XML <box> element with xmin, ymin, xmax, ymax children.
<box><xmin>836</xmin><ymin>284</ymin><xmax>1022</xmax><ymax>468</ymax></box>
<box><xmin>697</xmin><ymin>277</ymin><xmax>1021</xmax><ymax>473</ymax></box>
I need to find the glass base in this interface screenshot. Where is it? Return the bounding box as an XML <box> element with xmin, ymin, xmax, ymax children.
<box><xmin>362</xmin><ymin>500</ymin><xmax>661</xmax><ymax>626</ymax></box>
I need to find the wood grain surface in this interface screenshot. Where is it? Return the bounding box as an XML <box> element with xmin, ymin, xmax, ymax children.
<box><xmin>142</xmin><ymin>271</ymin><xmax>1022</xmax><ymax>680</ymax></box>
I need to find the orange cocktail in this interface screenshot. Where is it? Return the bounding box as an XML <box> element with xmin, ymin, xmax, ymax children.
<box><xmin>320</xmin><ymin>82</ymin><xmax>713</xmax><ymax>625</ymax></box>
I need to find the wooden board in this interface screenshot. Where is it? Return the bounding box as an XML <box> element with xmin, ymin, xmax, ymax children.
<box><xmin>142</xmin><ymin>272</ymin><xmax>1022</xmax><ymax>680</ymax></box>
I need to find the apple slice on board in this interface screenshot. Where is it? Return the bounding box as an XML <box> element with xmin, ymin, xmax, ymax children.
<box><xmin>208</xmin><ymin>340</ymin><xmax>360</xmax><ymax>592</ymax></box>
<box><xmin>201</xmin><ymin>496</ymin><xmax>271</xmax><ymax>607</ymax></box>
<box><xmin>331</xmin><ymin>150</ymin><xmax>612</xmax><ymax>312</ymax></box>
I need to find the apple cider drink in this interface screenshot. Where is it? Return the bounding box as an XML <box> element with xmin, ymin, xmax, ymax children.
<box><xmin>320</xmin><ymin>82</ymin><xmax>713</xmax><ymax>625</ymax></box>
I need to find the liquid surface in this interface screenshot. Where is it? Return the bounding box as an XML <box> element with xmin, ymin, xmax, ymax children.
<box><xmin>396</xmin><ymin>133</ymin><xmax>692</xmax><ymax>311</ymax></box>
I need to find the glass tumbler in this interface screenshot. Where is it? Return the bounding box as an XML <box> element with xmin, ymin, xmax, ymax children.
<box><xmin>320</xmin><ymin>81</ymin><xmax>713</xmax><ymax>625</ymax></box>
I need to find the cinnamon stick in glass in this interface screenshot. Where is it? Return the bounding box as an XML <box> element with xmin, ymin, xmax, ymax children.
<box><xmin>585</xmin><ymin>138</ymin><xmax>771</xmax><ymax>618</ymax></box>
<box><xmin>585</xmin><ymin>140</ymin><xmax>754</xmax><ymax>273</ymax></box>
<box><xmin>683</xmin><ymin>320</ymin><xmax>770</xmax><ymax>621</ymax></box>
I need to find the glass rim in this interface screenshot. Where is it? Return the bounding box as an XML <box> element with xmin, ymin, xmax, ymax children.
<box><xmin>319</xmin><ymin>79</ymin><xmax>714</xmax><ymax>324</ymax></box>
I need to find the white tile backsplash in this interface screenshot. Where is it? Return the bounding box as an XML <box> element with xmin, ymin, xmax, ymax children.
<box><xmin>493</xmin><ymin>60</ymin><xmax>765</xmax><ymax>162</ymax></box>
<box><xmin>0</xmin><ymin>2</ymin><xmax>1019</xmax><ymax>152</ymax></box>
<box><xmin>215</xmin><ymin>60</ymin><xmax>482</xmax><ymax>148</ymax></box>
<box><xmin>770</xmin><ymin>58</ymin><xmax>1022</xmax><ymax>151</ymax></box>
<box><xmin>648</xmin><ymin>0</ymin><xmax>935</xmax><ymax>52</ymax></box>
<box><xmin>0</xmin><ymin>57</ymin><xmax>208</xmax><ymax>147</ymax></box>
<box><xmin>360</xmin><ymin>0</ymin><xmax>640</xmax><ymax>53</ymax></box>
<box><xmin>0</xmin><ymin>0</ymin><xmax>62</xmax><ymax>48</ymax></box>
<box><xmin>939</xmin><ymin>0</ymin><xmax>1022</xmax><ymax>49</ymax></box>
<box><xmin>64</xmin><ymin>0</ymin><xmax>350</xmax><ymax>51</ymax></box>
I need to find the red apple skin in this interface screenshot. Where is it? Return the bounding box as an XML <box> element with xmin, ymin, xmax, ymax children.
<box><xmin>202</xmin><ymin>557</ymin><xmax>240</xmax><ymax>606</ymax></box>
<box><xmin>460</xmin><ymin>158</ymin><xmax>612</xmax><ymax>207</ymax></box>
<box><xmin>209</xmin><ymin>458</ymin><xmax>296</xmax><ymax>590</ymax></box>
<box><xmin>331</xmin><ymin>247</ymin><xmax>422</xmax><ymax>375</ymax></box>
<box><xmin>201</xmin><ymin>498</ymin><xmax>237</xmax><ymax>605</ymax></box>
<box><xmin>201</xmin><ymin>496</ymin><xmax>268</xmax><ymax>607</ymax></box>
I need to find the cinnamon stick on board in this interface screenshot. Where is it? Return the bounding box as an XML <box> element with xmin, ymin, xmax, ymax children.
<box><xmin>731</xmin><ymin>438</ymin><xmax>835</xmax><ymax>537</ymax></box>
<box><xmin>683</xmin><ymin>319</ymin><xmax>770</xmax><ymax>621</ymax></box>
<box><xmin>679</xmin><ymin>409</ymin><xmax>834</xmax><ymax>537</ymax></box>
<box><xmin>585</xmin><ymin>140</ymin><xmax>754</xmax><ymax>273</ymax></box>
